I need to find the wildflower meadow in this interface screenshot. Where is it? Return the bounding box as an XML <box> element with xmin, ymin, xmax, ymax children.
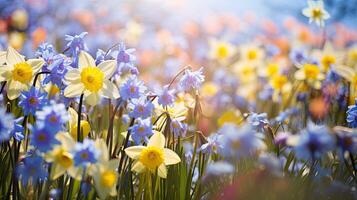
<box><xmin>1</xmin><ymin>0</ymin><xmax>357</xmax><ymax>199</ymax></box>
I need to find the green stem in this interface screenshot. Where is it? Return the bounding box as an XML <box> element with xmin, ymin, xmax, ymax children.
<box><xmin>77</xmin><ymin>94</ymin><xmax>84</xmax><ymax>142</ymax></box>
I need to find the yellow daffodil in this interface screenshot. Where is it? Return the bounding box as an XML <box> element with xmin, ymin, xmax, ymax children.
<box><xmin>91</xmin><ymin>159</ymin><xmax>119</xmax><ymax>199</ymax></box>
<box><xmin>294</xmin><ymin>63</ymin><xmax>324</xmax><ymax>89</ymax></box>
<box><xmin>312</xmin><ymin>42</ymin><xmax>342</xmax><ymax>72</ymax></box>
<box><xmin>233</xmin><ymin>61</ymin><xmax>257</xmax><ymax>84</ymax></box>
<box><xmin>68</xmin><ymin>107</ymin><xmax>91</xmax><ymax>139</ymax></box>
<box><xmin>302</xmin><ymin>0</ymin><xmax>330</xmax><ymax>27</ymax></box>
<box><xmin>125</xmin><ymin>131</ymin><xmax>181</xmax><ymax>178</ymax></box>
<box><xmin>0</xmin><ymin>46</ymin><xmax>44</xmax><ymax>100</ymax></box>
<box><xmin>347</xmin><ymin>46</ymin><xmax>357</xmax><ymax>68</ymax></box>
<box><xmin>269</xmin><ymin>74</ymin><xmax>292</xmax><ymax>102</ymax></box>
<box><xmin>217</xmin><ymin>110</ymin><xmax>242</xmax><ymax>127</ymax></box>
<box><xmin>64</xmin><ymin>51</ymin><xmax>119</xmax><ymax>106</ymax></box>
<box><xmin>240</xmin><ymin>45</ymin><xmax>264</xmax><ymax>63</ymax></box>
<box><xmin>44</xmin><ymin>83</ymin><xmax>60</xmax><ymax>98</ymax></box>
<box><xmin>208</xmin><ymin>39</ymin><xmax>235</xmax><ymax>62</ymax></box>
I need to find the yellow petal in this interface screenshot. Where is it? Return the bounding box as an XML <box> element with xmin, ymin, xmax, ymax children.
<box><xmin>27</xmin><ymin>58</ymin><xmax>44</xmax><ymax>73</ymax></box>
<box><xmin>6</xmin><ymin>46</ymin><xmax>24</xmax><ymax>66</ymax></box>
<box><xmin>78</xmin><ymin>51</ymin><xmax>95</xmax><ymax>68</ymax></box>
<box><xmin>125</xmin><ymin>146</ymin><xmax>145</xmax><ymax>159</ymax></box>
<box><xmin>158</xmin><ymin>164</ymin><xmax>167</xmax><ymax>178</ymax></box>
<box><xmin>148</xmin><ymin>131</ymin><xmax>165</xmax><ymax>149</ymax></box>
<box><xmin>85</xmin><ymin>92</ymin><xmax>100</xmax><ymax>106</ymax></box>
<box><xmin>164</xmin><ymin>148</ymin><xmax>181</xmax><ymax>165</ymax></box>
<box><xmin>98</xmin><ymin>60</ymin><xmax>116</xmax><ymax>79</ymax></box>
<box><xmin>68</xmin><ymin>107</ymin><xmax>78</xmax><ymax>123</ymax></box>
<box><xmin>51</xmin><ymin>164</ymin><xmax>66</xmax><ymax>180</ymax></box>
<box><xmin>102</xmin><ymin>80</ymin><xmax>119</xmax><ymax>99</ymax></box>
<box><xmin>131</xmin><ymin>161</ymin><xmax>145</xmax><ymax>173</ymax></box>
<box><xmin>64</xmin><ymin>83</ymin><xmax>84</xmax><ymax>98</ymax></box>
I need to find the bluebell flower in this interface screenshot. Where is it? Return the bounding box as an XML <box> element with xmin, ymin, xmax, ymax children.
<box><xmin>73</xmin><ymin>139</ymin><xmax>100</xmax><ymax>167</ymax></box>
<box><xmin>17</xmin><ymin>155</ymin><xmax>48</xmax><ymax>186</ymax></box>
<box><xmin>247</xmin><ymin>112</ymin><xmax>269</xmax><ymax>131</ymax></box>
<box><xmin>130</xmin><ymin>118</ymin><xmax>153</xmax><ymax>144</ymax></box>
<box><xmin>95</xmin><ymin>49</ymin><xmax>106</xmax><ymax>65</ymax></box>
<box><xmin>65</xmin><ymin>32</ymin><xmax>88</xmax><ymax>67</ymax></box>
<box><xmin>19</xmin><ymin>87</ymin><xmax>48</xmax><ymax>116</ymax></box>
<box><xmin>292</xmin><ymin>123</ymin><xmax>334</xmax><ymax>160</ymax></box>
<box><xmin>334</xmin><ymin>127</ymin><xmax>357</xmax><ymax>153</ymax></box>
<box><xmin>10</xmin><ymin>117</ymin><xmax>25</xmax><ymax>141</ymax></box>
<box><xmin>35</xmin><ymin>43</ymin><xmax>56</xmax><ymax>65</ymax></box>
<box><xmin>179</xmin><ymin>67</ymin><xmax>205</xmax><ymax>92</ymax></box>
<box><xmin>170</xmin><ymin>119</ymin><xmax>188</xmax><ymax>137</ymax></box>
<box><xmin>128</xmin><ymin>98</ymin><xmax>154</xmax><ymax>119</ymax></box>
<box><xmin>36</xmin><ymin>102</ymin><xmax>69</xmax><ymax>133</ymax></box>
<box><xmin>206</xmin><ymin>161</ymin><xmax>234</xmax><ymax>176</ymax></box>
<box><xmin>157</xmin><ymin>86</ymin><xmax>175</xmax><ymax>107</ymax></box>
<box><xmin>119</xmin><ymin>76</ymin><xmax>146</xmax><ymax>100</ymax></box>
<box><xmin>43</xmin><ymin>54</ymin><xmax>71</xmax><ymax>88</ymax></box>
<box><xmin>219</xmin><ymin>123</ymin><xmax>266</xmax><ymax>159</ymax></box>
<box><xmin>30</xmin><ymin>125</ymin><xmax>59</xmax><ymax>152</ymax></box>
<box><xmin>200</xmin><ymin>133</ymin><xmax>223</xmax><ymax>154</ymax></box>
<box><xmin>111</xmin><ymin>42</ymin><xmax>137</xmax><ymax>77</ymax></box>
<box><xmin>347</xmin><ymin>99</ymin><xmax>357</xmax><ymax>128</ymax></box>
<box><xmin>0</xmin><ymin>108</ymin><xmax>14</xmax><ymax>142</ymax></box>
<box><xmin>258</xmin><ymin>86</ymin><xmax>273</xmax><ymax>101</ymax></box>
<box><xmin>289</xmin><ymin>49</ymin><xmax>307</xmax><ymax>65</ymax></box>
<box><xmin>274</xmin><ymin>132</ymin><xmax>291</xmax><ymax>146</ymax></box>
<box><xmin>273</xmin><ymin>107</ymin><xmax>299</xmax><ymax>124</ymax></box>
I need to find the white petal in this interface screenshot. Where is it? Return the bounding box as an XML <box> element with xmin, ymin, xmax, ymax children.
<box><xmin>78</xmin><ymin>51</ymin><xmax>95</xmax><ymax>68</ymax></box>
<box><xmin>102</xmin><ymin>80</ymin><xmax>119</xmax><ymax>99</ymax></box>
<box><xmin>125</xmin><ymin>146</ymin><xmax>145</xmax><ymax>159</ymax></box>
<box><xmin>148</xmin><ymin>131</ymin><xmax>165</xmax><ymax>149</ymax></box>
<box><xmin>6</xmin><ymin>46</ymin><xmax>24</xmax><ymax>66</ymax></box>
<box><xmin>0</xmin><ymin>51</ymin><xmax>6</xmax><ymax>64</ymax></box>
<box><xmin>98</xmin><ymin>60</ymin><xmax>116</xmax><ymax>79</ymax></box>
<box><xmin>65</xmin><ymin>69</ymin><xmax>81</xmax><ymax>81</ymax></box>
<box><xmin>64</xmin><ymin>84</ymin><xmax>84</xmax><ymax>98</ymax></box>
<box><xmin>157</xmin><ymin>164</ymin><xmax>167</xmax><ymax>178</ymax></box>
<box><xmin>132</xmin><ymin>161</ymin><xmax>145</xmax><ymax>173</ymax></box>
<box><xmin>164</xmin><ymin>148</ymin><xmax>181</xmax><ymax>165</ymax></box>
<box><xmin>27</xmin><ymin>59</ymin><xmax>45</xmax><ymax>73</ymax></box>
<box><xmin>85</xmin><ymin>92</ymin><xmax>100</xmax><ymax>106</ymax></box>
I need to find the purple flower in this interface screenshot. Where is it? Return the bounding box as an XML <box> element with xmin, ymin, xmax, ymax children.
<box><xmin>347</xmin><ymin>99</ymin><xmax>357</xmax><ymax>128</ymax></box>
<box><xmin>73</xmin><ymin>139</ymin><xmax>100</xmax><ymax>167</ymax></box>
<box><xmin>19</xmin><ymin>87</ymin><xmax>48</xmax><ymax>116</ymax></box>
<box><xmin>157</xmin><ymin>85</ymin><xmax>175</xmax><ymax>107</ymax></box>
<box><xmin>170</xmin><ymin>119</ymin><xmax>188</xmax><ymax>137</ymax></box>
<box><xmin>95</xmin><ymin>49</ymin><xmax>106</xmax><ymax>65</ymax></box>
<box><xmin>65</xmin><ymin>32</ymin><xmax>88</xmax><ymax>67</ymax></box>
<box><xmin>17</xmin><ymin>155</ymin><xmax>48</xmax><ymax>186</ymax></box>
<box><xmin>0</xmin><ymin>108</ymin><xmax>14</xmax><ymax>142</ymax></box>
<box><xmin>42</xmin><ymin>54</ymin><xmax>71</xmax><ymax>88</ymax></box>
<box><xmin>131</xmin><ymin>118</ymin><xmax>153</xmax><ymax>144</ymax></box>
<box><xmin>200</xmin><ymin>133</ymin><xmax>223</xmax><ymax>154</ymax></box>
<box><xmin>119</xmin><ymin>76</ymin><xmax>146</xmax><ymax>100</ymax></box>
<box><xmin>179</xmin><ymin>67</ymin><xmax>205</xmax><ymax>92</ymax></box>
<box><xmin>111</xmin><ymin>42</ymin><xmax>137</xmax><ymax>77</ymax></box>
<box><xmin>10</xmin><ymin>117</ymin><xmax>24</xmax><ymax>142</ymax></box>
<box><xmin>30</xmin><ymin>125</ymin><xmax>59</xmax><ymax>152</ymax></box>
<box><xmin>128</xmin><ymin>98</ymin><xmax>154</xmax><ymax>119</ymax></box>
<box><xmin>247</xmin><ymin>112</ymin><xmax>269</xmax><ymax>131</ymax></box>
<box><xmin>36</xmin><ymin>102</ymin><xmax>69</xmax><ymax>133</ymax></box>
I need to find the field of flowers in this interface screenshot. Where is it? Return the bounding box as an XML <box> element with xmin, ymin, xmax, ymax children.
<box><xmin>1</xmin><ymin>0</ymin><xmax>357</xmax><ymax>199</ymax></box>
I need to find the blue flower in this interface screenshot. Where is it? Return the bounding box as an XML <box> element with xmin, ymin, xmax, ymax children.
<box><xmin>36</xmin><ymin>102</ymin><xmax>69</xmax><ymax>133</ymax></box>
<box><xmin>131</xmin><ymin>118</ymin><xmax>153</xmax><ymax>144</ymax></box>
<box><xmin>170</xmin><ymin>119</ymin><xmax>188</xmax><ymax>137</ymax></box>
<box><xmin>65</xmin><ymin>32</ymin><xmax>88</xmax><ymax>67</ymax></box>
<box><xmin>219</xmin><ymin>123</ymin><xmax>266</xmax><ymax>159</ymax></box>
<box><xmin>73</xmin><ymin>139</ymin><xmax>100</xmax><ymax>167</ymax></box>
<box><xmin>179</xmin><ymin>67</ymin><xmax>205</xmax><ymax>92</ymax></box>
<box><xmin>289</xmin><ymin>49</ymin><xmax>307</xmax><ymax>65</ymax></box>
<box><xmin>35</xmin><ymin>43</ymin><xmax>56</xmax><ymax>65</ymax></box>
<box><xmin>111</xmin><ymin>42</ymin><xmax>137</xmax><ymax>77</ymax></box>
<box><xmin>247</xmin><ymin>112</ymin><xmax>269</xmax><ymax>131</ymax></box>
<box><xmin>19</xmin><ymin>87</ymin><xmax>48</xmax><ymax>116</ymax></box>
<box><xmin>16</xmin><ymin>155</ymin><xmax>48</xmax><ymax>186</ymax></box>
<box><xmin>10</xmin><ymin>117</ymin><xmax>25</xmax><ymax>142</ymax></box>
<box><xmin>43</xmin><ymin>54</ymin><xmax>71</xmax><ymax>88</ymax></box>
<box><xmin>334</xmin><ymin>127</ymin><xmax>357</xmax><ymax>153</ymax></box>
<box><xmin>292</xmin><ymin>123</ymin><xmax>334</xmax><ymax>160</ymax></box>
<box><xmin>157</xmin><ymin>86</ymin><xmax>175</xmax><ymax>107</ymax></box>
<box><xmin>128</xmin><ymin>98</ymin><xmax>154</xmax><ymax>119</ymax></box>
<box><xmin>206</xmin><ymin>161</ymin><xmax>234</xmax><ymax>176</ymax></box>
<box><xmin>119</xmin><ymin>76</ymin><xmax>146</xmax><ymax>100</ymax></box>
<box><xmin>347</xmin><ymin>99</ymin><xmax>357</xmax><ymax>128</ymax></box>
<box><xmin>30</xmin><ymin>125</ymin><xmax>59</xmax><ymax>152</ymax></box>
<box><xmin>200</xmin><ymin>133</ymin><xmax>223</xmax><ymax>154</ymax></box>
<box><xmin>0</xmin><ymin>108</ymin><xmax>14</xmax><ymax>142</ymax></box>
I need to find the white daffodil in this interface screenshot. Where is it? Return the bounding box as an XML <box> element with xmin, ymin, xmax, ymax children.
<box><xmin>125</xmin><ymin>131</ymin><xmax>181</xmax><ymax>178</ymax></box>
<box><xmin>302</xmin><ymin>0</ymin><xmax>330</xmax><ymax>27</ymax></box>
<box><xmin>64</xmin><ymin>51</ymin><xmax>119</xmax><ymax>106</ymax></box>
<box><xmin>0</xmin><ymin>46</ymin><xmax>44</xmax><ymax>100</ymax></box>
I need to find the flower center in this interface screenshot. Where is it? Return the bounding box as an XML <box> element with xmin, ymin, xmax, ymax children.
<box><xmin>247</xmin><ymin>50</ymin><xmax>257</xmax><ymax>61</ymax></box>
<box><xmin>312</xmin><ymin>8</ymin><xmax>322</xmax><ymax>19</ymax></box>
<box><xmin>12</xmin><ymin>62</ymin><xmax>33</xmax><ymax>84</ymax></box>
<box><xmin>55</xmin><ymin>150</ymin><xmax>73</xmax><ymax>168</ymax></box>
<box><xmin>80</xmin><ymin>67</ymin><xmax>104</xmax><ymax>92</ymax></box>
<box><xmin>139</xmin><ymin>146</ymin><xmax>164</xmax><ymax>170</ymax></box>
<box><xmin>266</xmin><ymin>63</ymin><xmax>279</xmax><ymax>77</ymax></box>
<box><xmin>28</xmin><ymin>97</ymin><xmax>38</xmax><ymax>105</ymax></box>
<box><xmin>80</xmin><ymin>152</ymin><xmax>89</xmax><ymax>160</ymax></box>
<box><xmin>37</xmin><ymin>133</ymin><xmax>47</xmax><ymax>142</ymax></box>
<box><xmin>271</xmin><ymin>75</ymin><xmax>288</xmax><ymax>90</ymax></box>
<box><xmin>101</xmin><ymin>171</ymin><xmax>117</xmax><ymax>187</ymax></box>
<box><xmin>303</xmin><ymin>64</ymin><xmax>320</xmax><ymax>80</ymax></box>
<box><xmin>321</xmin><ymin>55</ymin><xmax>336</xmax><ymax>71</ymax></box>
<box><xmin>216</xmin><ymin>45</ymin><xmax>229</xmax><ymax>59</ymax></box>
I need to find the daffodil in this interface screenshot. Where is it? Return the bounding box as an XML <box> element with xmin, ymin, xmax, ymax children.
<box><xmin>302</xmin><ymin>0</ymin><xmax>330</xmax><ymax>27</ymax></box>
<box><xmin>217</xmin><ymin>110</ymin><xmax>242</xmax><ymax>127</ymax></box>
<box><xmin>347</xmin><ymin>46</ymin><xmax>357</xmax><ymax>68</ymax></box>
<box><xmin>208</xmin><ymin>39</ymin><xmax>235</xmax><ymax>62</ymax></box>
<box><xmin>312</xmin><ymin>42</ymin><xmax>342</xmax><ymax>72</ymax></box>
<box><xmin>0</xmin><ymin>46</ymin><xmax>44</xmax><ymax>100</ymax></box>
<box><xmin>269</xmin><ymin>74</ymin><xmax>292</xmax><ymax>102</ymax></box>
<box><xmin>68</xmin><ymin>107</ymin><xmax>91</xmax><ymax>139</ymax></box>
<box><xmin>240</xmin><ymin>45</ymin><xmax>264</xmax><ymax>63</ymax></box>
<box><xmin>125</xmin><ymin>131</ymin><xmax>181</xmax><ymax>178</ymax></box>
<box><xmin>64</xmin><ymin>51</ymin><xmax>119</xmax><ymax>105</ymax></box>
<box><xmin>294</xmin><ymin>63</ymin><xmax>324</xmax><ymax>89</ymax></box>
<box><xmin>91</xmin><ymin>159</ymin><xmax>119</xmax><ymax>199</ymax></box>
